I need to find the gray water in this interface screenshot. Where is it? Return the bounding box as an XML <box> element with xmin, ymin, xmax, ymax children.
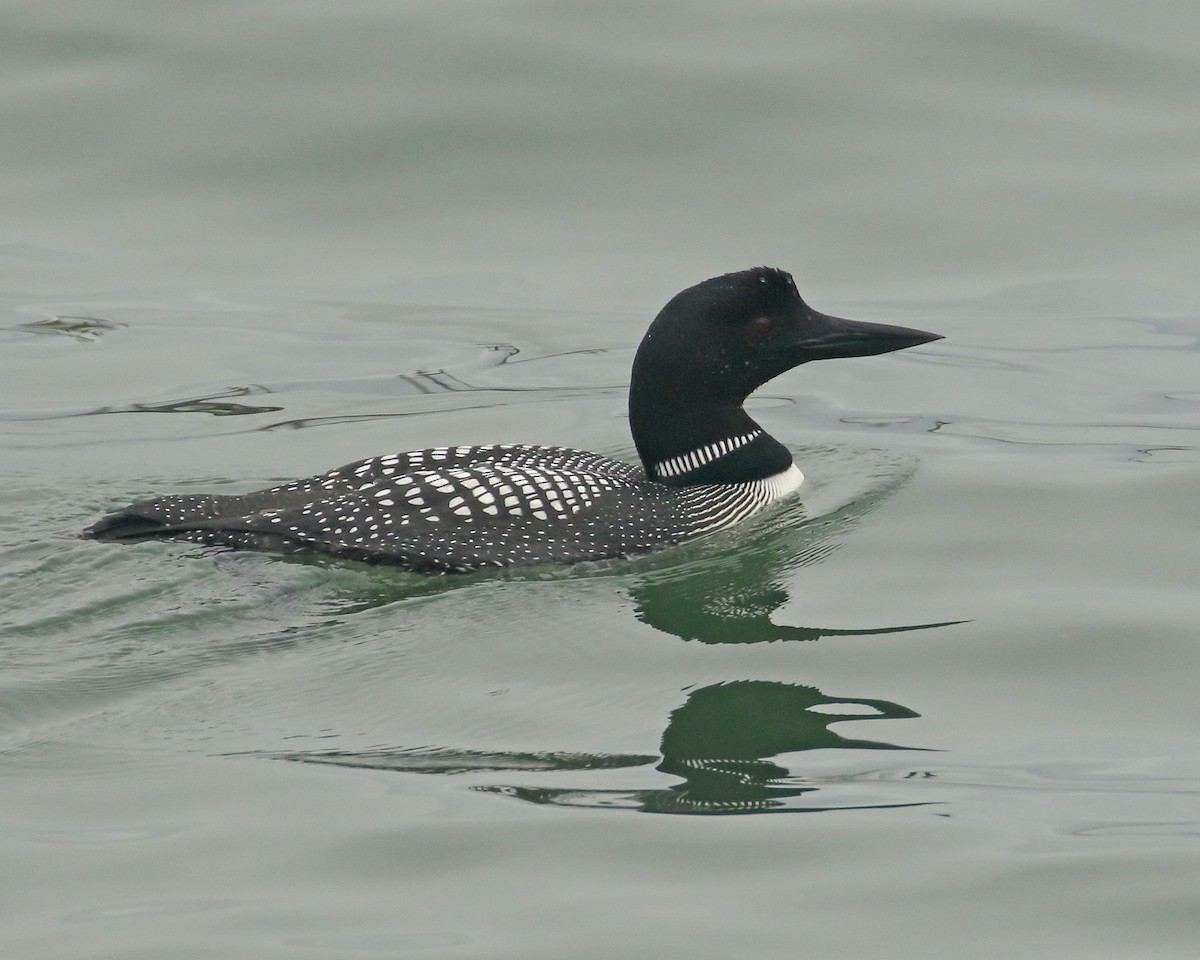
<box><xmin>3</xmin><ymin>2</ymin><xmax>1199</xmax><ymax>958</ymax></box>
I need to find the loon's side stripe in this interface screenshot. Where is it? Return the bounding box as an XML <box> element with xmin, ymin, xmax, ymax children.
<box><xmin>652</xmin><ymin>430</ymin><xmax>762</xmax><ymax>479</ymax></box>
<box><xmin>673</xmin><ymin>464</ymin><xmax>805</xmax><ymax>536</ymax></box>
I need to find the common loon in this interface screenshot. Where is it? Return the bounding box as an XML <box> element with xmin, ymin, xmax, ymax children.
<box><xmin>83</xmin><ymin>267</ymin><xmax>940</xmax><ymax>573</ymax></box>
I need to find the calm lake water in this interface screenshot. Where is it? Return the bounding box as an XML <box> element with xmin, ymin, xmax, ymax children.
<box><xmin>3</xmin><ymin>2</ymin><xmax>1199</xmax><ymax>958</ymax></box>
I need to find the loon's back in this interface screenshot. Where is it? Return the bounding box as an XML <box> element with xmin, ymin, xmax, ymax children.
<box><xmin>83</xmin><ymin>267</ymin><xmax>940</xmax><ymax>573</ymax></box>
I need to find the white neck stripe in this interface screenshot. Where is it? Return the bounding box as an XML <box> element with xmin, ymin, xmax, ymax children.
<box><xmin>651</xmin><ymin>429</ymin><xmax>762</xmax><ymax>479</ymax></box>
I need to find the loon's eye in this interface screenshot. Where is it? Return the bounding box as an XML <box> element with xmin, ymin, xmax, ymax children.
<box><xmin>746</xmin><ymin>315</ymin><xmax>776</xmax><ymax>337</ymax></box>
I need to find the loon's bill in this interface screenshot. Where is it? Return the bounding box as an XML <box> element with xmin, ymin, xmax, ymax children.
<box><xmin>83</xmin><ymin>267</ymin><xmax>941</xmax><ymax>573</ymax></box>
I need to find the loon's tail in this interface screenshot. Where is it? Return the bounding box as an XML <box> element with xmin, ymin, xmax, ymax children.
<box><xmin>82</xmin><ymin>493</ymin><xmax>257</xmax><ymax>542</ymax></box>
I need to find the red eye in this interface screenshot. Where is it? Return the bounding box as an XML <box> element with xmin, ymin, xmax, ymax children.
<box><xmin>747</xmin><ymin>316</ymin><xmax>776</xmax><ymax>337</ymax></box>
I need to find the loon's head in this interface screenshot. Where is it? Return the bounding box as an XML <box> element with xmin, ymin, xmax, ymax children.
<box><xmin>632</xmin><ymin>266</ymin><xmax>941</xmax><ymax>404</ymax></box>
<box><xmin>629</xmin><ymin>267</ymin><xmax>941</xmax><ymax>483</ymax></box>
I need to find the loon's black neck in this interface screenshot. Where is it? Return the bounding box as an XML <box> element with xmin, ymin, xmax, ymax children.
<box><xmin>628</xmin><ymin>392</ymin><xmax>793</xmax><ymax>487</ymax></box>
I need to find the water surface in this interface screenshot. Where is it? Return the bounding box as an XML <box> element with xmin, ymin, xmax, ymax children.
<box><xmin>2</xmin><ymin>2</ymin><xmax>1199</xmax><ymax>958</ymax></box>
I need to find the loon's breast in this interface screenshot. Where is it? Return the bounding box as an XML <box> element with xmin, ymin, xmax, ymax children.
<box><xmin>84</xmin><ymin>443</ymin><xmax>803</xmax><ymax>573</ymax></box>
<box><xmin>82</xmin><ymin>266</ymin><xmax>939</xmax><ymax>573</ymax></box>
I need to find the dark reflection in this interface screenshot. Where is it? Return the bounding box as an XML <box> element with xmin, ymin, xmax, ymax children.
<box><xmin>251</xmin><ymin>746</ymin><xmax>656</xmax><ymax>775</ymax></box>
<box><xmin>632</xmin><ymin>564</ymin><xmax>961</xmax><ymax>644</ymax></box>
<box><xmin>3</xmin><ymin>385</ymin><xmax>284</xmax><ymax>421</ymax></box>
<box><xmin>256</xmin><ymin>679</ymin><xmax>935</xmax><ymax>816</ymax></box>
<box><xmin>478</xmin><ymin>680</ymin><xmax>933</xmax><ymax>814</ymax></box>
<box><xmin>14</xmin><ymin>314</ymin><xmax>126</xmax><ymax>342</ymax></box>
<box><xmin>660</xmin><ymin>681</ymin><xmax>922</xmax><ymax>766</ymax></box>
<box><xmin>82</xmin><ymin>385</ymin><xmax>285</xmax><ymax>417</ymax></box>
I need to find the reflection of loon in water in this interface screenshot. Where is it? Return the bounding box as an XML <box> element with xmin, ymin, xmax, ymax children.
<box><xmin>629</xmin><ymin>517</ymin><xmax>962</xmax><ymax>644</ymax></box>
<box><xmin>479</xmin><ymin>680</ymin><xmax>937</xmax><ymax>815</ymax></box>
<box><xmin>253</xmin><ymin>679</ymin><xmax>937</xmax><ymax>816</ymax></box>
